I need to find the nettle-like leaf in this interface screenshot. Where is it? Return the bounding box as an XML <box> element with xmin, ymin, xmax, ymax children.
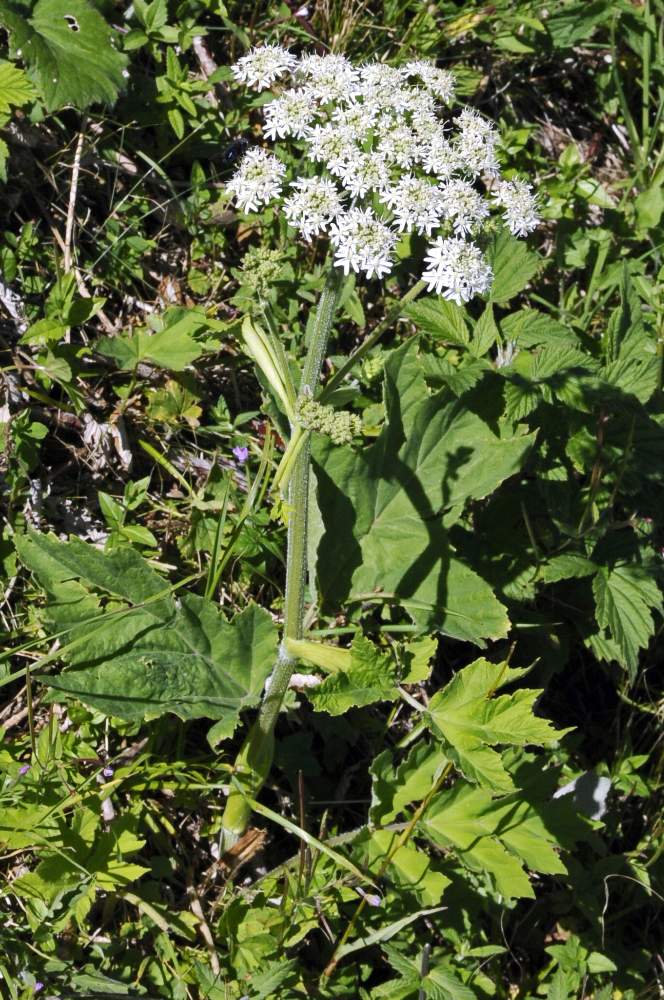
<box><xmin>425</xmin><ymin>659</ymin><xmax>569</xmax><ymax>793</ymax></box>
<box><xmin>0</xmin><ymin>60</ymin><xmax>36</xmax><ymax>113</ymax></box>
<box><xmin>487</xmin><ymin>230</ymin><xmax>541</xmax><ymax>303</ymax></box>
<box><xmin>17</xmin><ymin>532</ymin><xmax>278</xmax><ymax>738</ymax></box>
<box><xmin>306</xmin><ymin>634</ymin><xmax>398</xmax><ymax>715</ymax></box>
<box><xmin>592</xmin><ymin>562</ymin><xmax>662</xmax><ymax>679</ymax></box>
<box><xmin>314</xmin><ymin>340</ymin><xmax>535</xmax><ymax>643</ymax></box>
<box><xmin>1</xmin><ymin>0</ymin><xmax>129</xmax><ymax>110</ymax></box>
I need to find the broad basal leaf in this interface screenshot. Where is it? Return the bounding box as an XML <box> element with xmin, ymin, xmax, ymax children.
<box><xmin>307</xmin><ymin>635</ymin><xmax>398</xmax><ymax>715</ymax></box>
<box><xmin>592</xmin><ymin>562</ymin><xmax>662</xmax><ymax>678</ymax></box>
<box><xmin>16</xmin><ymin>530</ymin><xmax>175</xmax><ymax>622</ymax></box>
<box><xmin>314</xmin><ymin>341</ymin><xmax>535</xmax><ymax>642</ymax></box>
<box><xmin>97</xmin><ymin>308</ymin><xmax>212</xmax><ymax>372</ymax></box>
<box><xmin>425</xmin><ymin>659</ymin><xmax>566</xmax><ymax>793</ymax></box>
<box><xmin>1</xmin><ymin>0</ymin><xmax>129</xmax><ymax>110</ymax></box>
<box><xmin>38</xmin><ymin>597</ymin><xmax>278</xmax><ymax>738</ymax></box>
<box><xmin>19</xmin><ymin>532</ymin><xmax>278</xmax><ymax>735</ymax></box>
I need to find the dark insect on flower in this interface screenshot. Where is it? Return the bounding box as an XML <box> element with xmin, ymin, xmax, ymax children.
<box><xmin>222</xmin><ymin>137</ymin><xmax>251</xmax><ymax>164</ymax></box>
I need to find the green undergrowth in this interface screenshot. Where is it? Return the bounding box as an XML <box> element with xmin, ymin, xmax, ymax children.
<box><xmin>1</xmin><ymin>1</ymin><xmax>663</xmax><ymax>998</ymax></box>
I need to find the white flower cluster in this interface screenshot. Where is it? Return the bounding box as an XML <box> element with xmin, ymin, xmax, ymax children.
<box><xmin>227</xmin><ymin>46</ymin><xmax>540</xmax><ymax>303</ymax></box>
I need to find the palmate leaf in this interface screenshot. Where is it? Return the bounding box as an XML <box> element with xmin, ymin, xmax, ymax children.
<box><xmin>314</xmin><ymin>341</ymin><xmax>535</xmax><ymax>643</ymax></box>
<box><xmin>18</xmin><ymin>532</ymin><xmax>278</xmax><ymax>738</ymax></box>
<box><xmin>1</xmin><ymin>0</ymin><xmax>128</xmax><ymax>111</ymax></box>
<box><xmin>425</xmin><ymin>659</ymin><xmax>567</xmax><ymax>793</ymax></box>
<box><xmin>419</xmin><ymin>782</ymin><xmax>567</xmax><ymax>899</ymax></box>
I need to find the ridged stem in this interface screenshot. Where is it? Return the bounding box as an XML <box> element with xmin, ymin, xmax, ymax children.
<box><xmin>221</xmin><ymin>266</ymin><xmax>343</xmax><ymax>843</ymax></box>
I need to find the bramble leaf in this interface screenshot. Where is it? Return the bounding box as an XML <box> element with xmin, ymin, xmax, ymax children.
<box><xmin>592</xmin><ymin>562</ymin><xmax>662</xmax><ymax>678</ymax></box>
<box><xmin>1</xmin><ymin>0</ymin><xmax>129</xmax><ymax>110</ymax></box>
<box><xmin>0</xmin><ymin>61</ymin><xmax>36</xmax><ymax>112</ymax></box>
<box><xmin>488</xmin><ymin>230</ymin><xmax>541</xmax><ymax>303</ymax></box>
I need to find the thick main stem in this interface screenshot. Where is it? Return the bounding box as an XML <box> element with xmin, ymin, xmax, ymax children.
<box><xmin>221</xmin><ymin>266</ymin><xmax>343</xmax><ymax>844</ymax></box>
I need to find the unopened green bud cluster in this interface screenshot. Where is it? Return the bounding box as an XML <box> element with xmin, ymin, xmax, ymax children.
<box><xmin>239</xmin><ymin>245</ymin><xmax>285</xmax><ymax>295</ymax></box>
<box><xmin>296</xmin><ymin>397</ymin><xmax>362</xmax><ymax>445</ymax></box>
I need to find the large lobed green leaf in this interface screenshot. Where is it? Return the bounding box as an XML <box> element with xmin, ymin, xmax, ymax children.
<box><xmin>1</xmin><ymin>0</ymin><xmax>129</xmax><ymax>110</ymax></box>
<box><xmin>18</xmin><ymin>532</ymin><xmax>278</xmax><ymax>737</ymax></box>
<box><xmin>314</xmin><ymin>340</ymin><xmax>535</xmax><ymax>643</ymax></box>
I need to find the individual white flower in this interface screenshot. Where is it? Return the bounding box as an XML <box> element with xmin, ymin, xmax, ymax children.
<box><xmin>329</xmin><ymin>207</ymin><xmax>397</xmax><ymax>279</ymax></box>
<box><xmin>454</xmin><ymin>107</ymin><xmax>500</xmax><ymax>177</ymax></box>
<box><xmin>422</xmin><ymin>236</ymin><xmax>493</xmax><ymax>304</ymax></box>
<box><xmin>439</xmin><ymin>178</ymin><xmax>490</xmax><ymax>236</ymax></box>
<box><xmin>227</xmin><ymin>147</ymin><xmax>286</xmax><ymax>213</ymax></box>
<box><xmin>263</xmin><ymin>88</ymin><xmax>318</xmax><ymax>140</ymax></box>
<box><xmin>381</xmin><ymin>175</ymin><xmax>444</xmax><ymax>235</ymax></box>
<box><xmin>296</xmin><ymin>53</ymin><xmax>359</xmax><ymax>102</ymax></box>
<box><xmin>376</xmin><ymin>120</ymin><xmax>419</xmax><ymax>168</ymax></box>
<box><xmin>404</xmin><ymin>60</ymin><xmax>456</xmax><ymax>104</ymax></box>
<box><xmin>337</xmin><ymin>151</ymin><xmax>390</xmax><ymax>198</ymax></box>
<box><xmin>492</xmin><ymin>178</ymin><xmax>539</xmax><ymax>237</ymax></box>
<box><xmin>422</xmin><ymin>133</ymin><xmax>461</xmax><ymax>179</ymax></box>
<box><xmin>306</xmin><ymin>122</ymin><xmax>358</xmax><ymax>175</ymax></box>
<box><xmin>232</xmin><ymin>44</ymin><xmax>297</xmax><ymax>91</ymax></box>
<box><xmin>283</xmin><ymin>177</ymin><xmax>344</xmax><ymax>240</ymax></box>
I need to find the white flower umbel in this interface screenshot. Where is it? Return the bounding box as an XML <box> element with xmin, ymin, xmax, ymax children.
<box><xmin>493</xmin><ymin>178</ymin><xmax>539</xmax><ymax>237</ymax></box>
<box><xmin>376</xmin><ymin>120</ymin><xmax>419</xmax><ymax>168</ymax></box>
<box><xmin>283</xmin><ymin>177</ymin><xmax>344</xmax><ymax>240</ymax></box>
<box><xmin>232</xmin><ymin>44</ymin><xmax>297</xmax><ymax>91</ymax></box>
<box><xmin>337</xmin><ymin>151</ymin><xmax>390</xmax><ymax>198</ymax></box>
<box><xmin>404</xmin><ymin>60</ymin><xmax>456</xmax><ymax>104</ymax></box>
<box><xmin>422</xmin><ymin>236</ymin><xmax>493</xmax><ymax>304</ymax></box>
<box><xmin>329</xmin><ymin>207</ymin><xmax>398</xmax><ymax>279</ymax></box>
<box><xmin>297</xmin><ymin>53</ymin><xmax>359</xmax><ymax>102</ymax></box>
<box><xmin>454</xmin><ymin>107</ymin><xmax>500</xmax><ymax>177</ymax></box>
<box><xmin>306</xmin><ymin>123</ymin><xmax>358</xmax><ymax>176</ymax></box>
<box><xmin>381</xmin><ymin>175</ymin><xmax>444</xmax><ymax>235</ymax></box>
<box><xmin>226</xmin><ymin>147</ymin><xmax>286</xmax><ymax>213</ymax></box>
<box><xmin>227</xmin><ymin>48</ymin><xmax>540</xmax><ymax>293</ymax></box>
<box><xmin>422</xmin><ymin>133</ymin><xmax>461</xmax><ymax>179</ymax></box>
<box><xmin>263</xmin><ymin>89</ymin><xmax>318</xmax><ymax>140</ymax></box>
<box><xmin>439</xmin><ymin>178</ymin><xmax>490</xmax><ymax>236</ymax></box>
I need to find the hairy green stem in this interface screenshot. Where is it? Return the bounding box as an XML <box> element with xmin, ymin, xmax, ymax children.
<box><xmin>221</xmin><ymin>266</ymin><xmax>343</xmax><ymax>844</ymax></box>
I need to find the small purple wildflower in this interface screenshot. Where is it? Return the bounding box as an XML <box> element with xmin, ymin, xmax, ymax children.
<box><xmin>19</xmin><ymin>764</ymin><xmax>30</xmax><ymax>775</ymax></box>
<box><xmin>34</xmin><ymin>984</ymin><xmax>44</xmax><ymax>993</ymax></box>
<box><xmin>232</xmin><ymin>445</ymin><xmax>249</xmax><ymax>464</ymax></box>
<box><xmin>102</xmin><ymin>766</ymin><xmax>114</xmax><ymax>778</ymax></box>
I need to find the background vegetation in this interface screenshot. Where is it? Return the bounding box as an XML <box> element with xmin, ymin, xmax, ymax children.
<box><xmin>0</xmin><ymin>1</ymin><xmax>663</xmax><ymax>998</ymax></box>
